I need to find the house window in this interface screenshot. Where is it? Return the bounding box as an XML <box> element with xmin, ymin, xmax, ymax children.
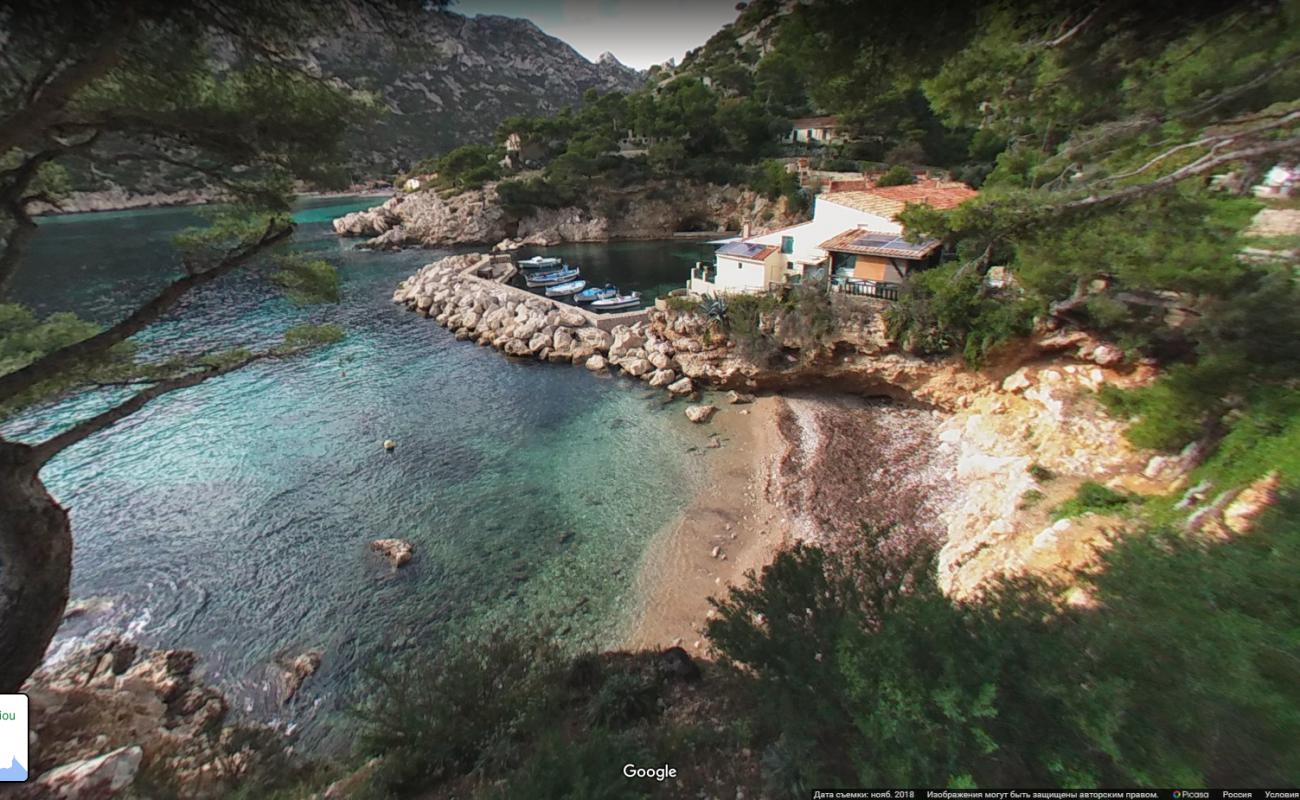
<box><xmin>781</xmin><ymin>236</ymin><xmax>794</xmax><ymax>254</ymax></box>
<box><xmin>832</xmin><ymin>252</ymin><xmax>857</xmax><ymax>276</ymax></box>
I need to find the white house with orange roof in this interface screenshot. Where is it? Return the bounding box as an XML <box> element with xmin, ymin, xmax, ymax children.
<box><xmin>688</xmin><ymin>179</ymin><xmax>978</xmax><ymax>299</ymax></box>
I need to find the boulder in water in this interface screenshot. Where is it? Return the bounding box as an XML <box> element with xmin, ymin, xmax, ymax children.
<box><xmin>370</xmin><ymin>538</ymin><xmax>414</xmax><ymax>567</ymax></box>
<box><xmin>277</xmin><ymin>650</ymin><xmax>322</xmax><ymax>703</ymax></box>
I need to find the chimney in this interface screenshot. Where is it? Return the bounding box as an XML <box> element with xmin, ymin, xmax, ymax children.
<box><xmin>742</xmin><ymin>222</ymin><xmax>752</xmax><ymax>238</ymax></box>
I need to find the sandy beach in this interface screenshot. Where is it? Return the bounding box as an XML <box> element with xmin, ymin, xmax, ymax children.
<box><xmin>623</xmin><ymin>391</ymin><xmax>959</xmax><ymax>656</ymax></box>
<box><xmin>622</xmin><ymin>396</ymin><xmax>791</xmax><ymax>655</ymax></box>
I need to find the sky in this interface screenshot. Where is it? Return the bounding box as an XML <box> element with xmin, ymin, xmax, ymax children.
<box><xmin>454</xmin><ymin>0</ymin><xmax>741</xmax><ymax>69</ymax></box>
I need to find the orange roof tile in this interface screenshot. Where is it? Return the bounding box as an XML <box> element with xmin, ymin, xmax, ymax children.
<box><xmin>822</xmin><ymin>180</ymin><xmax>978</xmax><ymax>219</ymax></box>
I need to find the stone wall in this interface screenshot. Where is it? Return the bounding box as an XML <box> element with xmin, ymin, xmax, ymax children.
<box><xmin>393</xmin><ymin>254</ymin><xmax>693</xmax><ymax>395</ymax></box>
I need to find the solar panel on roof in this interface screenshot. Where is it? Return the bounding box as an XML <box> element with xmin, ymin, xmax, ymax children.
<box><xmin>718</xmin><ymin>241</ymin><xmax>770</xmax><ymax>258</ymax></box>
<box><xmin>852</xmin><ymin>234</ymin><xmax>898</xmax><ymax>248</ymax></box>
<box><xmin>850</xmin><ymin>234</ymin><xmax>933</xmax><ymax>254</ymax></box>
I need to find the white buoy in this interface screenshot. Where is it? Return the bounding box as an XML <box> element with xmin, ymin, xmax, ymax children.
<box><xmin>383</xmin><ymin>439</ymin><xmax>396</xmax><ymax>451</ymax></box>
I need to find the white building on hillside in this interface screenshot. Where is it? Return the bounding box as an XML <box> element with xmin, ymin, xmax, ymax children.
<box><xmin>688</xmin><ymin>180</ymin><xmax>978</xmax><ymax>299</ymax></box>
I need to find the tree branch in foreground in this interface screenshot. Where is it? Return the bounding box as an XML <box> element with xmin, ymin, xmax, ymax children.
<box><xmin>29</xmin><ymin>351</ymin><xmax>271</xmax><ymax>465</ymax></box>
<box><xmin>0</xmin><ymin>220</ymin><xmax>293</xmax><ymax>402</ymax></box>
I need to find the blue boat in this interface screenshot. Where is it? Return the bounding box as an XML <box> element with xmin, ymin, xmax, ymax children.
<box><xmin>574</xmin><ymin>284</ymin><xmax>617</xmax><ymax>303</ymax></box>
<box><xmin>545</xmin><ymin>279</ymin><xmax>587</xmax><ymax>297</ymax></box>
<box><xmin>518</xmin><ymin>255</ymin><xmax>563</xmax><ymax>270</ymax></box>
<box><xmin>523</xmin><ymin>266</ymin><xmax>580</xmax><ymax>287</ymax></box>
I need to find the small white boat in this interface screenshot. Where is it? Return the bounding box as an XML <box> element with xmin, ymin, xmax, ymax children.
<box><xmin>518</xmin><ymin>256</ymin><xmax>563</xmax><ymax>269</ymax></box>
<box><xmin>523</xmin><ymin>266</ymin><xmax>580</xmax><ymax>287</ymax></box>
<box><xmin>574</xmin><ymin>284</ymin><xmax>617</xmax><ymax>303</ymax></box>
<box><xmin>590</xmin><ymin>291</ymin><xmax>641</xmax><ymax>312</ymax></box>
<box><xmin>545</xmin><ymin>279</ymin><xmax>587</xmax><ymax>297</ymax></box>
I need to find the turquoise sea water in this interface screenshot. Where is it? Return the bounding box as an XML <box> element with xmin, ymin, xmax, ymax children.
<box><xmin>3</xmin><ymin>197</ymin><xmax>704</xmax><ymax>746</ymax></box>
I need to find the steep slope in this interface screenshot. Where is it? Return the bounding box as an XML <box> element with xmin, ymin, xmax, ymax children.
<box><xmin>311</xmin><ymin>11</ymin><xmax>644</xmax><ymax>175</ymax></box>
<box><xmin>54</xmin><ymin>9</ymin><xmax>644</xmax><ymax>208</ymax></box>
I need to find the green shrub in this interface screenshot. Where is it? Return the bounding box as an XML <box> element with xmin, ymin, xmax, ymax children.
<box><xmin>1028</xmin><ymin>463</ymin><xmax>1056</xmax><ymax>482</ymax></box>
<box><xmin>487</xmin><ymin>732</ymin><xmax>652</xmax><ymax>800</ymax></box>
<box><xmin>587</xmin><ymin>669</ymin><xmax>662</xmax><ymax>728</ymax></box>
<box><xmin>663</xmin><ymin>295</ymin><xmax>700</xmax><ymax>313</ymax></box>
<box><xmin>355</xmin><ymin>635</ymin><xmax>567</xmax><ymax>793</ymax></box>
<box><xmin>886</xmin><ymin>264</ymin><xmax>1036</xmax><ymax>366</ymax></box>
<box><xmin>1052</xmin><ymin>481</ymin><xmax>1137</xmax><ymax>519</ymax></box>
<box><xmin>1018</xmin><ymin>488</ymin><xmax>1046</xmax><ymax>509</ymax></box>
<box><xmin>722</xmin><ymin>292</ymin><xmax>783</xmax><ymax>362</ymax></box>
<box><xmin>876</xmin><ymin>164</ymin><xmax>917</xmax><ymax>186</ymax></box>
<box><xmin>707</xmin><ymin>509</ymin><xmax>1300</xmax><ymax>786</ymax></box>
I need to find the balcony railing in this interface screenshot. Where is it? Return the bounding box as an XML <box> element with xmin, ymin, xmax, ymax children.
<box><xmin>690</xmin><ymin>262</ymin><xmax>715</xmax><ymax>284</ymax></box>
<box><xmin>831</xmin><ymin>278</ymin><xmax>901</xmax><ymax>301</ymax></box>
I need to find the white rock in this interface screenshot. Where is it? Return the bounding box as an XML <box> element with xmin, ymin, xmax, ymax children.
<box><xmin>585</xmin><ymin>354</ymin><xmax>608</xmax><ymax>371</ymax></box>
<box><xmin>621</xmin><ymin>357</ymin><xmax>652</xmax><ymax>377</ymax></box>
<box><xmin>647</xmin><ymin>369</ymin><xmax>676</xmax><ymax>387</ymax></box>
<box><xmin>1001</xmin><ymin>368</ymin><xmax>1032</xmax><ymax>393</ymax></box>
<box><xmin>667</xmin><ymin>377</ymin><xmax>695</xmax><ymax>395</ymax></box>
<box><xmin>685</xmin><ymin>404</ymin><xmax>717</xmax><ymax>423</ymax></box>
<box><xmin>1090</xmin><ymin>344</ymin><xmax>1124</xmax><ymax>366</ymax></box>
<box><xmin>35</xmin><ymin>746</ymin><xmax>143</xmax><ymax>798</ymax></box>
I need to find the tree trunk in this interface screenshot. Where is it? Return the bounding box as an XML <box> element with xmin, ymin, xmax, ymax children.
<box><xmin>0</xmin><ymin>440</ymin><xmax>71</xmax><ymax>693</ymax></box>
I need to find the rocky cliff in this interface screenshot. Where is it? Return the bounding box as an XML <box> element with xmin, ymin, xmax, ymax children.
<box><xmin>307</xmin><ymin>9</ymin><xmax>643</xmax><ymax>175</ymax></box>
<box><xmin>16</xmin><ymin>639</ymin><xmax>312</xmax><ymax>799</ymax></box>
<box><xmin>59</xmin><ymin>8</ymin><xmax>643</xmax><ymax>207</ymax></box>
<box><xmin>334</xmin><ymin>180</ymin><xmax>802</xmax><ymax>248</ymax></box>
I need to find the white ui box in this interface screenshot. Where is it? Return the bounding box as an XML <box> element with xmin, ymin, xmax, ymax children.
<box><xmin>0</xmin><ymin>694</ymin><xmax>28</xmax><ymax>781</ymax></box>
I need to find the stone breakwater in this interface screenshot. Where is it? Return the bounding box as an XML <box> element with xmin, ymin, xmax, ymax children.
<box><xmin>394</xmin><ymin>254</ymin><xmax>702</xmax><ymax>396</ymax></box>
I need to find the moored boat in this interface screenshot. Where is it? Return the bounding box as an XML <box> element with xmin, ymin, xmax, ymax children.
<box><xmin>518</xmin><ymin>255</ymin><xmax>563</xmax><ymax>269</ymax></box>
<box><xmin>545</xmin><ymin>279</ymin><xmax>587</xmax><ymax>297</ymax></box>
<box><xmin>523</xmin><ymin>266</ymin><xmax>580</xmax><ymax>287</ymax></box>
<box><xmin>574</xmin><ymin>284</ymin><xmax>617</xmax><ymax>303</ymax></box>
<box><xmin>590</xmin><ymin>291</ymin><xmax>641</xmax><ymax>312</ymax></box>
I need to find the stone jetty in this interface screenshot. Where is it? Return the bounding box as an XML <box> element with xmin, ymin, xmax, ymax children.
<box><xmin>393</xmin><ymin>253</ymin><xmax>694</xmax><ymax>393</ymax></box>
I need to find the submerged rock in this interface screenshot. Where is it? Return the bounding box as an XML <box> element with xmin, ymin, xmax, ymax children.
<box><xmin>277</xmin><ymin>650</ymin><xmax>322</xmax><ymax>703</ymax></box>
<box><xmin>726</xmin><ymin>390</ymin><xmax>754</xmax><ymax>404</ymax></box>
<box><xmin>370</xmin><ymin>538</ymin><xmax>414</xmax><ymax>567</ymax></box>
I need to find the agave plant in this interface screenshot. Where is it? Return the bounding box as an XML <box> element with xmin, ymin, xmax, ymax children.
<box><xmin>700</xmin><ymin>297</ymin><xmax>729</xmax><ymax>325</ymax></box>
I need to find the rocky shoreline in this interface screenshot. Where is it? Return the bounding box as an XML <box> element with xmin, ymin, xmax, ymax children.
<box><xmin>393</xmin><ymin>253</ymin><xmax>716</xmax><ymax>407</ymax></box>
<box><xmin>338</xmin><ymin>179</ymin><xmax>803</xmax><ymax>250</ymax></box>
<box><xmin>16</xmin><ymin>638</ymin><xmax>316</xmax><ymax>799</ymax></box>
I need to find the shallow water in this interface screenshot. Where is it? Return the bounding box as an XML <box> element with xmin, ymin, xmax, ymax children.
<box><xmin>4</xmin><ymin>197</ymin><xmax>705</xmax><ymax>747</ymax></box>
